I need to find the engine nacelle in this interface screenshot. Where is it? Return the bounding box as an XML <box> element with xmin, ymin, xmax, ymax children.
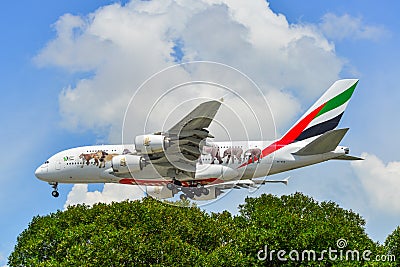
<box><xmin>135</xmin><ymin>134</ymin><xmax>170</xmax><ymax>154</ymax></box>
<box><xmin>111</xmin><ymin>155</ymin><xmax>144</xmax><ymax>174</ymax></box>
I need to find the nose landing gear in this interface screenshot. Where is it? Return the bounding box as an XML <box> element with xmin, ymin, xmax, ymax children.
<box><xmin>49</xmin><ymin>182</ymin><xmax>59</xmax><ymax>198</ymax></box>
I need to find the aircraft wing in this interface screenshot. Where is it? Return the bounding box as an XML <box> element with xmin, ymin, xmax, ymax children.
<box><xmin>151</xmin><ymin>100</ymin><xmax>222</xmax><ymax>174</ymax></box>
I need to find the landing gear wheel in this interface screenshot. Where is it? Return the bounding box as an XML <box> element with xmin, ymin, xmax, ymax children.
<box><xmin>194</xmin><ymin>189</ymin><xmax>202</xmax><ymax>197</ymax></box>
<box><xmin>167</xmin><ymin>183</ymin><xmax>175</xmax><ymax>190</ymax></box>
<box><xmin>202</xmin><ymin>187</ymin><xmax>209</xmax><ymax>195</ymax></box>
<box><xmin>50</xmin><ymin>182</ymin><xmax>59</xmax><ymax>198</ymax></box>
<box><xmin>180</xmin><ymin>194</ymin><xmax>188</xmax><ymax>201</ymax></box>
<box><xmin>172</xmin><ymin>188</ymin><xmax>179</xmax><ymax>195</ymax></box>
<box><xmin>186</xmin><ymin>191</ymin><xmax>195</xmax><ymax>199</ymax></box>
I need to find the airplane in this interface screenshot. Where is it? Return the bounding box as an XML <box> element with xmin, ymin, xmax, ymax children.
<box><xmin>35</xmin><ymin>79</ymin><xmax>362</xmax><ymax>201</ymax></box>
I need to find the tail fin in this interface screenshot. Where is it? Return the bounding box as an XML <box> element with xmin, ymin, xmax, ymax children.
<box><xmin>253</xmin><ymin>79</ymin><xmax>359</xmax><ymax>163</ymax></box>
<box><xmin>282</xmin><ymin>79</ymin><xmax>358</xmax><ymax>142</ymax></box>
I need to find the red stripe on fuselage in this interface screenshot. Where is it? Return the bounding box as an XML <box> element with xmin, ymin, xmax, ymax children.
<box><xmin>238</xmin><ymin>103</ymin><xmax>325</xmax><ymax>168</ymax></box>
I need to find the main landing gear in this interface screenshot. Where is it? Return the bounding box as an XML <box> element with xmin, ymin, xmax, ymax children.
<box><xmin>167</xmin><ymin>181</ymin><xmax>209</xmax><ymax>200</ymax></box>
<box><xmin>49</xmin><ymin>182</ymin><xmax>59</xmax><ymax>198</ymax></box>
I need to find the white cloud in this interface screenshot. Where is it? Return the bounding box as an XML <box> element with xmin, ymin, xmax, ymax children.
<box><xmin>35</xmin><ymin>13</ymin><xmax>111</xmax><ymax>71</ymax></box>
<box><xmin>352</xmin><ymin>153</ymin><xmax>400</xmax><ymax>214</ymax></box>
<box><xmin>320</xmin><ymin>13</ymin><xmax>388</xmax><ymax>42</ymax></box>
<box><xmin>36</xmin><ymin>0</ymin><xmax>343</xmax><ymax>139</ymax></box>
<box><xmin>64</xmin><ymin>184</ymin><xmax>145</xmax><ymax>209</ymax></box>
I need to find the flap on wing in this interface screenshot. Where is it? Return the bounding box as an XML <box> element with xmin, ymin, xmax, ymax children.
<box><xmin>334</xmin><ymin>155</ymin><xmax>364</xmax><ymax>160</ymax></box>
<box><xmin>293</xmin><ymin>128</ymin><xmax>349</xmax><ymax>156</ymax></box>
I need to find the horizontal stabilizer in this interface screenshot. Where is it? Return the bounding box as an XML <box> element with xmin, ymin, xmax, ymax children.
<box><xmin>334</xmin><ymin>155</ymin><xmax>364</xmax><ymax>161</ymax></box>
<box><xmin>293</xmin><ymin>128</ymin><xmax>349</xmax><ymax>156</ymax></box>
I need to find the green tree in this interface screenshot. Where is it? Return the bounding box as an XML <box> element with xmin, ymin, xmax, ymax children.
<box><xmin>9</xmin><ymin>197</ymin><xmax>239</xmax><ymax>266</ymax></box>
<box><xmin>385</xmin><ymin>226</ymin><xmax>400</xmax><ymax>266</ymax></box>
<box><xmin>234</xmin><ymin>192</ymin><xmax>388</xmax><ymax>266</ymax></box>
<box><xmin>9</xmin><ymin>193</ymin><xmax>389</xmax><ymax>266</ymax></box>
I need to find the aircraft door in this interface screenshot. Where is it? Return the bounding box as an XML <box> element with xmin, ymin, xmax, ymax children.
<box><xmin>55</xmin><ymin>161</ymin><xmax>61</xmax><ymax>170</ymax></box>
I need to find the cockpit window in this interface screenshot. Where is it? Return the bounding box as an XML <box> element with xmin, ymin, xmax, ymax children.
<box><xmin>44</xmin><ymin>161</ymin><xmax>49</xmax><ymax>164</ymax></box>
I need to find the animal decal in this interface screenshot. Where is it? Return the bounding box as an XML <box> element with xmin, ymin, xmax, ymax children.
<box><xmin>97</xmin><ymin>151</ymin><xmax>119</xmax><ymax>168</ymax></box>
<box><xmin>200</xmin><ymin>144</ymin><xmax>223</xmax><ymax>164</ymax></box>
<box><xmin>245</xmin><ymin>148</ymin><xmax>262</xmax><ymax>163</ymax></box>
<box><xmin>79</xmin><ymin>153</ymin><xmax>100</xmax><ymax>167</ymax></box>
<box><xmin>79</xmin><ymin>147</ymin><xmax>258</xmax><ymax>168</ymax></box>
<box><xmin>199</xmin><ymin>145</ymin><xmax>262</xmax><ymax>165</ymax></box>
<box><xmin>79</xmin><ymin>151</ymin><xmax>118</xmax><ymax>168</ymax></box>
<box><xmin>222</xmin><ymin>147</ymin><xmax>243</xmax><ymax>164</ymax></box>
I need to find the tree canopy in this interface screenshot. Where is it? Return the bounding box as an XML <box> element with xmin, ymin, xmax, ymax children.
<box><xmin>8</xmin><ymin>193</ymin><xmax>397</xmax><ymax>266</ymax></box>
<box><xmin>385</xmin><ymin>226</ymin><xmax>400</xmax><ymax>266</ymax></box>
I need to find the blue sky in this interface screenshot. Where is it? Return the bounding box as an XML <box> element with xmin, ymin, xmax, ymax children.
<box><xmin>1</xmin><ymin>0</ymin><xmax>400</xmax><ymax>265</ymax></box>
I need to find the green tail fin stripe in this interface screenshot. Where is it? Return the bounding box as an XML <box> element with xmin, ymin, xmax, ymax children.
<box><xmin>316</xmin><ymin>81</ymin><xmax>358</xmax><ymax>118</ymax></box>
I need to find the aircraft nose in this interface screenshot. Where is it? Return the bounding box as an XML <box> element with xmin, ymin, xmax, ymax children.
<box><xmin>34</xmin><ymin>166</ymin><xmax>42</xmax><ymax>179</ymax></box>
<box><xmin>35</xmin><ymin>165</ymin><xmax>48</xmax><ymax>181</ymax></box>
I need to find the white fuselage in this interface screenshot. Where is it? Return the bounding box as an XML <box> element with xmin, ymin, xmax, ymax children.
<box><xmin>35</xmin><ymin>140</ymin><xmax>348</xmax><ymax>186</ymax></box>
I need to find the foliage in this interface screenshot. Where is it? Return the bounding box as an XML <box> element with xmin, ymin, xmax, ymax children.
<box><xmin>385</xmin><ymin>226</ymin><xmax>400</xmax><ymax>266</ymax></box>
<box><xmin>9</xmin><ymin>197</ymin><xmax>238</xmax><ymax>266</ymax></box>
<box><xmin>235</xmin><ymin>192</ymin><xmax>391</xmax><ymax>266</ymax></box>
<box><xmin>8</xmin><ymin>193</ymin><xmax>395</xmax><ymax>266</ymax></box>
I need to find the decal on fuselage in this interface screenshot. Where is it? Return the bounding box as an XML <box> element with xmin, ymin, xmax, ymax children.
<box><xmin>199</xmin><ymin>144</ymin><xmax>261</xmax><ymax>165</ymax></box>
<box><xmin>78</xmin><ymin>151</ymin><xmax>115</xmax><ymax>168</ymax></box>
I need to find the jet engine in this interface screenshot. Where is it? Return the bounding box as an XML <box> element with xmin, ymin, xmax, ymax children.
<box><xmin>135</xmin><ymin>134</ymin><xmax>170</xmax><ymax>154</ymax></box>
<box><xmin>111</xmin><ymin>155</ymin><xmax>144</xmax><ymax>173</ymax></box>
